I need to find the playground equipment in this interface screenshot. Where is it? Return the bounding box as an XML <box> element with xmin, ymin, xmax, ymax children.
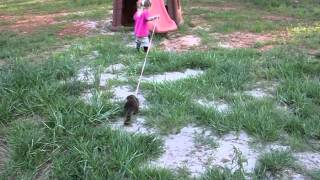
<box><xmin>111</xmin><ymin>0</ymin><xmax>183</xmax><ymax>33</ymax></box>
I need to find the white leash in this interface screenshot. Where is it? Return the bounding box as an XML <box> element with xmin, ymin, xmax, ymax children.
<box><xmin>135</xmin><ymin>21</ymin><xmax>158</xmax><ymax>95</ymax></box>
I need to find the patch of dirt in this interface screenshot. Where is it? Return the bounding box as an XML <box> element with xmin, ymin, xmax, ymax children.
<box><xmin>308</xmin><ymin>49</ymin><xmax>320</xmax><ymax>58</ymax></box>
<box><xmin>34</xmin><ymin>161</ymin><xmax>52</xmax><ymax>180</ymax></box>
<box><xmin>86</xmin><ymin>50</ymin><xmax>100</xmax><ymax>60</ymax></box>
<box><xmin>294</xmin><ymin>152</ymin><xmax>320</xmax><ymax>171</ymax></box>
<box><xmin>0</xmin><ymin>13</ymin><xmax>69</xmax><ymax>33</ymax></box>
<box><xmin>244</xmin><ymin>81</ymin><xmax>279</xmax><ymax>99</ymax></box>
<box><xmin>141</xmin><ymin>69</ymin><xmax>204</xmax><ymax>83</ymax></box>
<box><xmin>58</xmin><ymin>21</ymin><xmax>98</xmax><ymax>37</ymax></box>
<box><xmin>109</xmin><ymin>117</ymin><xmax>156</xmax><ymax>134</ymax></box>
<box><xmin>190</xmin><ymin>5</ymin><xmax>237</xmax><ymax>11</ymax></box>
<box><xmin>151</xmin><ymin>125</ymin><xmax>216</xmax><ymax>176</ymax></box>
<box><xmin>197</xmin><ymin>99</ymin><xmax>231</xmax><ymax>113</ymax></box>
<box><xmin>104</xmin><ymin>63</ymin><xmax>125</xmax><ymax>74</ymax></box>
<box><xmin>0</xmin><ymin>59</ymin><xmax>7</xmax><ymax>67</ymax></box>
<box><xmin>0</xmin><ymin>12</ymin><xmax>107</xmax><ymax>35</ymax></box>
<box><xmin>0</xmin><ymin>15</ymin><xmax>17</xmax><ymax>21</ymax></box>
<box><xmin>268</xmin><ymin>169</ymin><xmax>307</xmax><ymax>180</ymax></box>
<box><xmin>99</xmin><ymin>73</ymin><xmax>127</xmax><ymax>87</ymax></box>
<box><xmin>218</xmin><ymin>32</ymin><xmax>273</xmax><ymax>49</ymax></box>
<box><xmin>81</xmin><ymin>90</ymin><xmax>95</xmax><ymax>104</ymax></box>
<box><xmin>100</xmin><ymin>63</ymin><xmax>127</xmax><ymax>87</ymax></box>
<box><xmin>111</xmin><ymin>85</ymin><xmax>148</xmax><ymax>109</ymax></box>
<box><xmin>151</xmin><ymin>125</ymin><xmax>290</xmax><ymax>176</ymax></box>
<box><xmin>259</xmin><ymin>45</ymin><xmax>275</xmax><ymax>52</ymax></box>
<box><xmin>217</xmin><ymin>31</ymin><xmax>290</xmax><ymax>49</ymax></box>
<box><xmin>190</xmin><ymin>2</ymin><xmax>241</xmax><ymax>11</ymax></box>
<box><xmin>262</xmin><ymin>15</ymin><xmax>294</xmax><ymax>21</ymax></box>
<box><xmin>189</xmin><ymin>16</ymin><xmax>211</xmax><ymax>31</ymax></box>
<box><xmin>76</xmin><ymin>63</ymin><xmax>127</xmax><ymax>87</ymax></box>
<box><xmin>160</xmin><ymin>35</ymin><xmax>201</xmax><ymax>52</ymax></box>
<box><xmin>189</xmin><ymin>16</ymin><xmax>207</xmax><ymax>27</ymax></box>
<box><xmin>244</xmin><ymin>88</ymin><xmax>273</xmax><ymax>99</ymax></box>
<box><xmin>76</xmin><ymin>67</ymin><xmax>95</xmax><ymax>84</ymax></box>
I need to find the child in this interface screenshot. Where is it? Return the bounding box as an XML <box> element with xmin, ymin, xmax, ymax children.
<box><xmin>134</xmin><ymin>0</ymin><xmax>159</xmax><ymax>52</ymax></box>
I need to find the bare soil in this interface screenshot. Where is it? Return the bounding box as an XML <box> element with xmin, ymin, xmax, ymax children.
<box><xmin>0</xmin><ymin>138</ymin><xmax>9</xmax><ymax>174</ymax></box>
<box><xmin>262</xmin><ymin>15</ymin><xmax>294</xmax><ymax>21</ymax></box>
<box><xmin>189</xmin><ymin>2</ymin><xmax>240</xmax><ymax>11</ymax></box>
<box><xmin>0</xmin><ymin>13</ymin><xmax>69</xmax><ymax>33</ymax></box>
<box><xmin>160</xmin><ymin>35</ymin><xmax>201</xmax><ymax>52</ymax></box>
<box><xmin>58</xmin><ymin>21</ymin><xmax>98</xmax><ymax>37</ymax></box>
<box><xmin>217</xmin><ymin>31</ymin><xmax>290</xmax><ymax>50</ymax></box>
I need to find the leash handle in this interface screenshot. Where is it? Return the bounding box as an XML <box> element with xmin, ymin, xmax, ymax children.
<box><xmin>135</xmin><ymin>20</ymin><xmax>157</xmax><ymax>95</ymax></box>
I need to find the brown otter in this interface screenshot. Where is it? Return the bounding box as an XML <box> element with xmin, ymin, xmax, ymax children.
<box><xmin>123</xmin><ymin>95</ymin><xmax>139</xmax><ymax>125</ymax></box>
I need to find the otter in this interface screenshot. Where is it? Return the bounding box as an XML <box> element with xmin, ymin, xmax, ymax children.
<box><xmin>123</xmin><ymin>95</ymin><xmax>139</xmax><ymax>125</ymax></box>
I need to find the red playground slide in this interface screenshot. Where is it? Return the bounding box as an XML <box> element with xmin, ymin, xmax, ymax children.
<box><xmin>147</xmin><ymin>0</ymin><xmax>178</xmax><ymax>33</ymax></box>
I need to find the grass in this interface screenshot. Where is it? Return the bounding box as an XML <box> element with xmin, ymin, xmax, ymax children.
<box><xmin>309</xmin><ymin>170</ymin><xmax>320</xmax><ymax>180</ymax></box>
<box><xmin>50</xmin><ymin>127</ymin><xmax>162</xmax><ymax>179</ymax></box>
<box><xmin>183</xmin><ymin>0</ymin><xmax>319</xmax><ymax>34</ymax></box>
<box><xmin>140</xmin><ymin>46</ymin><xmax>320</xmax><ymax>143</ymax></box>
<box><xmin>201</xmin><ymin>147</ymin><xmax>247</xmax><ymax>180</ymax></box>
<box><xmin>1</xmin><ymin>0</ymin><xmax>320</xmax><ymax>178</ymax></box>
<box><xmin>182</xmin><ymin>0</ymin><xmax>320</xmax><ymax>52</ymax></box>
<box><xmin>0</xmin><ymin>27</ymin><xmax>63</xmax><ymax>60</ymax></box>
<box><xmin>0</xmin><ymin>47</ymin><xmax>166</xmax><ymax>178</ymax></box>
<box><xmin>201</xmin><ymin>168</ymin><xmax>245</xmax><ymax>180</ymax></box>
<box><xmin>288</xmin><ymin>23</ymin><xmax>320</xmax><ymax>50</ymax></box>
<box><xmin>241</xmin><ymin>0</ymin><xmax>320</xmax><ymax>19</ymax></box>
<box><xmin>254</xmin><ymin>150</ymin><xmax>295</xmax><ymax>178</ymax></box>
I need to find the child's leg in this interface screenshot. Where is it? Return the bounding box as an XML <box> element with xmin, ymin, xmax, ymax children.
<box><xmin>141</xmin><ymin>36</ymin><xmax>149</xmax><ymax>53</ymax></box>
<box><xmin>136</xmin><ymin>42</ymin><xmax>141</xmax><ymax>51</ymax></box>
<box><xmin>135</xmin><ymin>38</ymin><xmax>141</xmax><ymax>52</ymax></box>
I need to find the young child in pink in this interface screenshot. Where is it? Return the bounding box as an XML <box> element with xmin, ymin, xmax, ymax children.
<box><xmin>134</xmin><ymin>0</ymin><xmax>159</xmax><ymax>52</ymax></box>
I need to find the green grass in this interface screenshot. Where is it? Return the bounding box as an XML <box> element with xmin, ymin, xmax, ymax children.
<box><xmin>184</xmin><ymin>0</ymin><xmax>319</xmax><ymax>34</ymax></box>
<box><xmin>4</xmin><ymin>121</ymin><xmax>164</xmax><ymax>178</ymax></box>
<box><xmin>289</xmin><ymin>23</ymin><xmax>320</xmax><ymax>50</ymax></box>
<box><xmin>254</xmin><ymin>150</ymin><xmax>295</xmax><ymax>178</ymax></box>
<box><xmin>202</xmin><ymin>9</ymin><xmax>291</xmax><ymax>33</ymax></box>
<box><xmin>180</xmin><ymin>0</ymin><xmax>320</xmax><ymax>62</ymax></box>
<box><xmin>138</xmin><ymin>46</ymin><xmax>320</xmax><ymax>143</ymax></box>
<box><xmin>201</xmin><ymin>167</ymin><xmax>246</xmax><ymax>180</ymax></box>
<box><xmin>0</xmin><ymin>44</ymin><xmax>166</xmax><ymax>178</ymax></box>
<box><xmin>0</xmin><ymin>27</ymin><xmax>63</xmax><ymax>59</ymax></box>
<box><xmin>242</xmin><ymin>0</ymin><xmax>320</xmax><ymax>19</ymax></box>
<box><xmin>51</xmin><ymin>127</ymin><xmax>162</xmax><ymax>179</ymax></box>
<box><xmin>309</xmin><ymin>170</ymin><xmax>320</xmax><ymax>180</ymax></box>
<box><xmin>1</xmin><ymin>0</ymin><xmax>320</xmax><ymax>178</ymax></box>
<box><xmin>200</xmin><ymin>147</ymin><xmax>247</xmax><ymax>180</ymax></box>
<box><xmin>1</xmin><ymin>29</ymin><xmax>319</xmax><ymax>180</ymax></box>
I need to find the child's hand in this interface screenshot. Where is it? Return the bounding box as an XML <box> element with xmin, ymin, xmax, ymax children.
<box><xmin>148</xmin><ymin>15</ymin><xmax>160</xmax><ymax>21</ymax></box>
<box><xmin>152</xmin><ymin>15</ymin><xmax>159</xmax><ymax>20</ymax></box>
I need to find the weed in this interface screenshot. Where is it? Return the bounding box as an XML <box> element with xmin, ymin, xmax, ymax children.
<box><xmin>7</xmin><ymin>121</ymin><xmax>49</xmax><ymax>173</ymax></box>
<box><xmin>200</xmin><ymin>150</ymin><xmax>248</xmax><ymax>180</ymax></box>
<box><xmin>201</xmin><ymin>167</ymin><xmax>246</xmax><ymax>180</ymax></box>
<box><xmin>309</xmin><ymin>170</ymin><xmax>320</xmax><ymax>180</ymax></box>
<box><xmin>254</xmin><ymin>150</ymin><xmax>295</xmax><ymax>178</ymax></box>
